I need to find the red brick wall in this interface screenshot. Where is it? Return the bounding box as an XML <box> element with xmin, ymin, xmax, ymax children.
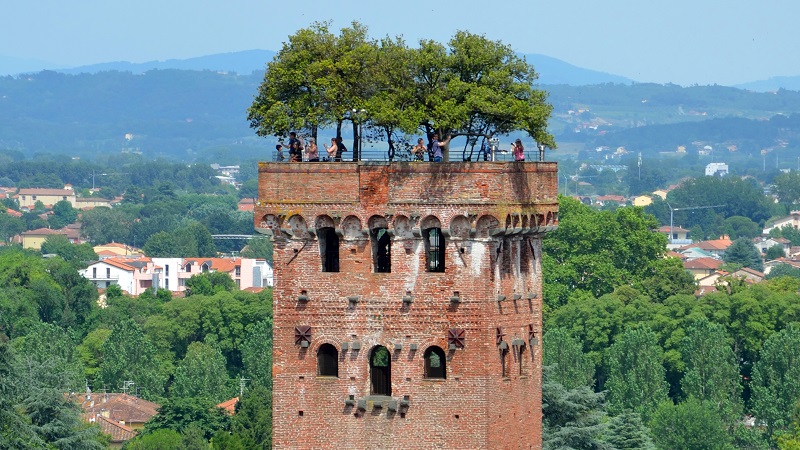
<box><xmin>257</xmin><ymin>162</ymin><xmax>557</xmax><ymax>450</ymax></box>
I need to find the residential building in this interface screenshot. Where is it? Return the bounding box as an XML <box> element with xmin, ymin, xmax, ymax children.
<box><xmin>71</xmin><ymin>392</ymin><xmax>159</xmax><ymax>432</ymax></box>
<box><xmin>632</xmin><ymin>195</ymin><xmax>652</xmax><ymax>207</ymax></box>
<box><xmin>79</xmin><ymin>257</ymin><xmax>161</xmax><ymax>294</ymax></box>
<box><xmin>20</xmin><ymin>225</ymin><xmax>83</xmax><ymax>250</ymax></box>
<box><xmin>80</xmin><ymin>256</ymin><xmax>273</xmax><ymax>295</ymax></box>
<box><xmin>74</xmin><ymin>197</ymin><xmax>112</xmax><ymax>210</ymax></box>
<box><xmin>684</xmin><ymin>257</ymin><xmax>724</xmax><ymax>280</ymax></box>
<box><xmin>93</xmin><ymin>242</ymin><xmax>143</xmax><ymax>259</ymax></box>
<box><xmin>763</xmin><ymin>211</ymin><xmax>800</xmax><ymax>235</ymax></box>
<box><xmin>14</xmin><ymin>187</ymin><xmax>76</xmax><ymax>209</ymax></box>
<box><xmin>754</xmin><ymin>237</ymin><xmax>791</xmax><ymax>257</ymax></box>
<box><xmin>685</xmin><ymin>236</ymin><xmax>733</xmax><ymax>259</ymax></box>
<box><xmin>659</xmin><ymin>225</ymin><xmax>691</xmax><ymax>248</ymax></box>
<box><xmin>705</xmin><ymin>162</ymin><xmax>729</xmax><ymax>177</ymax></box>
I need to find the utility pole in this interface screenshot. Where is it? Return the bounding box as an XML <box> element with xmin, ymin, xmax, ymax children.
<box><xmin>239</xmin><ymin>377</ymin><xmax>250</xmax><ymax>397</ymax></box>
<box><xmin>667</xmin><ymin>203</ymin><xmax>724</xmax><ymax>244</ymax></box>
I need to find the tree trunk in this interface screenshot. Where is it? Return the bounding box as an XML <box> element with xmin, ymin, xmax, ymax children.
<box><xmin>352</xmin><ymin>120</ymin><xmax>359</xmax><ymax>162</ymax></box>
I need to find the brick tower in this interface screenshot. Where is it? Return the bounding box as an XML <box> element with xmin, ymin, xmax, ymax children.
<box><xmin>255</xmin><ymin>161</ymin><xmax>558</xmax><ymax>450</ymax></box>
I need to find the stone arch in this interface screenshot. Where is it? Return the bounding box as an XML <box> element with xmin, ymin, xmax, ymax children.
<box><xmin>546</xmin><ymin>211</ymin><xmax>554</xmax><ymax>226</ymax></box>
<box><xmin>505</xmin><ymin>214</ymin><xmax>512</xmax><ymax>230</ymax></box>
<box><xmin>475</xmin><ymin>214</ymin><xmax>500</xmax><ymax>239</ymax></box>
<box><xmin>368</xmin><ymin>215</ymin><xmax>389</xmax><ymax>231</ymax></box>
<box><xmin>521</xmin><ymin>215</ymin><xmax>529</xmax><ymax>229</ymax></box>
<box><xmin>341</xmin><ymin>215</ymin><xmax>362</xmax><ymax>238</ymax></box>
<box><xmin>420</xmin><ymin>215</ymin><xmax>442</xmax><ymax>231</ymax></box>
<box><xmin>259</xmin><ymin>213</ymin><xmax>281</xmax><ymax>230</ymax></box>
<box><xmin>392</xmin><ymin>215</ymin><xmax>414</xmax><ymax>239</ymax></box>
<box><xmin>315</xmin><ymin>214</ymin><xmax>335</xmax><ymax>230</ymax></box>
<box><xmin>286</xmin><ymin>214</ymin><xmax>308</xmax><ymax>237</ymax></box>
<box><xmin>449</xmin><ymin>215</ymin><xmax>471</xmax><ymax>239</ymax></box>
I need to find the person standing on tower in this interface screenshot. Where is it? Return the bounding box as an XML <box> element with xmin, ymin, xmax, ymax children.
<box><xmin>431</xmin><ymin>133</ymin><xmax>451</xmax><ymax>162</ymax></box>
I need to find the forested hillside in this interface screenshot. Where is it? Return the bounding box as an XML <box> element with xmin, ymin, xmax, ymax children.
<box><xmin>3</xmin><ymin>70</ymin><xmax>800</xmax><ymax>164</ymax></box>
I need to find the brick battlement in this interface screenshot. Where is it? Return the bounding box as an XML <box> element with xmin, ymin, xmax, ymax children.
<box><xmin>258</xmin><ymin>161</ymin><xmax>556</xmax><ymax>450</ymax></box>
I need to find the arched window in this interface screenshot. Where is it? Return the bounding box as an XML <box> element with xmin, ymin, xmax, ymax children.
<box><xmin>424</xmin><ymin>346</ymin><xmax>446</xmax><ymax>379</ymax></box>
<box><xmin>501</xmin><ymin>348</ymin><xmax>509</xmax><ymax>378</ymax></box>
<box><xmin>423</xmin><ymin>227</ymin><xmax>445</xmax><ymax>272</ymax></box>
<box><xmin>317</xmin><ymin>344</ymin><xmax>338</xmax><ymax>377</ymax></box>
<box><xmin>318</xmin><ymin>227</ymin><xmax>339</xmax><ymax>272</ymax></box>
<box><xmin>370</xmin><ymin>346</ymin><xmax>391</xmax><ymax>396</ymax></box>
<box><xmin>371</xmin><ymin>227</ymin><xmax>391</xmax><ymax>273</ymax></box>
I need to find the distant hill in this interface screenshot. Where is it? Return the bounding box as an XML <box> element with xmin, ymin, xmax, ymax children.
<box><xmin>735</xmin><ymin>75</ymin><xmax>800</xmax><ymax>92</ymax></box>
<box><xmin>521</xmin><ymin>53</ymin><xmax>633</xmax><ymax>86</ymax></box>
<box><xmin>0</xmin><ymin>54</ymin><xmax>65</xmax><ymax>75</ymax></box>
<box><xmin>3</xmin><ymin>49</ymin><xmax>631</xmax><ymax>87</ymax></box>
<box><xmin>57</xmin><ymin>50</ymin><xmax>277</xmax><ymax>76</ymax></box>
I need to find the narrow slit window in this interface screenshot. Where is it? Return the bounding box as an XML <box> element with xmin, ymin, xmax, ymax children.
<box><xmin>318</xmin><ymin>227</ymin><xmax>340</xmax><ymax>272</ymax></box>
<box><xmin>317</xmin><ymin>343</ymin><xmax>339</xmax><ymax>377</ymax></box>
<box><xmin>424</xmin><ymin>346</ymin><xmax>446</xmax><ymax>379</ymax></box>
<box><xmin>423</xmin><ymin>227</ymin><xmax>445</xmax><ymax>272</ymax></box>
<box><xmin>371</xmin><ymin>228</ymin><xmax>391</xmax><ymax>273</ymax></box>
<box><xmin>501</xmin><ymin>348</ymin><xmax>509</xmax><ymax>378</ymax></box>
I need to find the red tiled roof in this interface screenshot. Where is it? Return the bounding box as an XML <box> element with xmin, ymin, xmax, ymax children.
<box><xmin>184</xmin><ymin>257</ymin><xmax>240</xmax><ymax>273</ymax></box>
<box><xmin>4</xmin><ymin>208</ymin><xmax>22</xmax><ymax>218</ymax></box>
<box><xmin>217</xmin><ymin>397</ymin><xmax>239</xmax><ymax>415</ymax></box>
<box><xmin>684</xmin><ymin>257</ymin><xmax>723</xmax><ymax>270</ymax></box>
<box><xmin>71</xmin><ymin>393</ymin><xmax>160</xmax><ymax>425</ymax></box>
<box><xmin>91</xmin><ymin>415</ymin><xmax>137</xmax><ymax>442</ymax></box>
<box><xmin>22</xmin><ymin>227</ymin><xmax>63</xmax><ymax>236</ymax></box>
<box><xmin>658</xmin><ymin>225</ymin><xmax>689</xmax><ymax>233</ymax></box>
<box><xmin>15</xmin><ymin>188</ymin><xmax>75</xmax><ymax>196</ymax></box>
<box><xmin>694</xmin><ymin>237</ymin><xmax>733</xmax><ymax>251</ymax></box>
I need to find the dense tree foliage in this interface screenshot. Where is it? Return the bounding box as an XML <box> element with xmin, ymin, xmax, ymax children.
<box><xmin>724</xmin><ymin>237</ymin><xmax>765</xmax><ymax>271</ymax></box>
<box><xmin>248</xmin><ymin>22</ymin><xmax>554</xmax><ymax>161</ymax></box>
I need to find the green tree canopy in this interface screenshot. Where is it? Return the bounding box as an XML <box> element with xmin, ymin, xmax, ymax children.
<box><xmin>723</xmin><ymin>237</ymin><xmax>764</xmax><ymax>271</ymax></box>
<box><xmin>751</xmin><ymin>323</ymin><xmax>800</xmax><ymax>435</ymax></box>
<box><xmin>247</xmin><ymin>22</ymin><xmax>554</xmax><ymax>161</ymax></box>
<box><xmin>543</xmin><ymin>327</ymin><xmax>595</xmax><ymax>390</ymax></box>
<box><xmin>680</xmin><ymin>319</ymin><xmax>742</xmax><ymax>426</ymax></box>
<box><xmin>649</xmin><ymin>398</ymin><xmax>732</xmax><ymax>450</ymax></box>
<box><xmin>99</xmin><ymin>319</ymin><xmax>168</xmax><ymax>399</ymax></box>
<box><xmin>605</xmin><ymin>327</ymin><xmax>668</xmax><ymax>421</ymax></box>
<box><xmin>171</xmin><ymin>341</ymin><xmax>232</xmax><ymax>402</ymax></box>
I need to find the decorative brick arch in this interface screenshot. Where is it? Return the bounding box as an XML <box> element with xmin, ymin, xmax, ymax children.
<box><xmin>259</xmin><ymin>213</ymin><xmax>281</xmax><ymax>230</ymax></box>
<box><xmin>286</xmin><ymin>214</ymin><xmax>308</xmax><ymax>238</ymax></box>
<box><xmin>420</xmin><ymin>215</ymin><xmax>442</xmax><ymax>231</ymax></box>
<box><xmin>476</xmin><ymin>214</ymin><xmax>501</xmax><ymax>238</ymax></box>
<box><xmin>368</xmin><ymin>215</ymin><xmax>389</xmax><ymax>231</ymax></box>
<box><xmin>315</xmin><ymin>214</ymin><xmax>336</xmax><ymax>230</ymax></box>
<box><xmin>449</xmin><ymin>215</ymin><xmax>471</xmax><ymax>239</ymax></box>
<box><xmin>341</xmin><ymin>215</ymin><xmax>363</xmax><ymax>238</ymax></box>
<box><xmin>392</xmin><ymin>214</ymin><xmax>414</xmax><ymax>239</ymax></box>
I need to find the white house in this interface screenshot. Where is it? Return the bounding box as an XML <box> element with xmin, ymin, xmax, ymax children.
<box><xmin>763</xmin><ymin>211</ymin><xmax>800</xmax><ymax>235</ymax></box>
<box><xmin>705</xmin><ymin>162</ymin><xmax>729</xmax><ymax>177</ymax></box>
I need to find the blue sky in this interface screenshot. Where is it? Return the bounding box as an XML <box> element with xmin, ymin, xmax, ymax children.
<box><xmin>2</xmin><ymin>0</ymin><xmax>797</xmax><ymax>86</ymax></box>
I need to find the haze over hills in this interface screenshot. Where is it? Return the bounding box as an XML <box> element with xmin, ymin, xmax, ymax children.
<box><xmin>1</xmin><ymin>49</ymin><xmax>633</xmax><ymax>86</ymax></box>
<box><xmin>5</xmin><ymin>49</ymin><xmax>800</xmax><ymax>90</ymax></box>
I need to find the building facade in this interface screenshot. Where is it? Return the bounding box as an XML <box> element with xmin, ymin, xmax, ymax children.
<box><xmin>256</xmin><ymin>161</ymin><xmax>558</xmax><ymax>450</ymax></box>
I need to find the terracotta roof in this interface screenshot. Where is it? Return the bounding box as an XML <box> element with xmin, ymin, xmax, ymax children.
<box><xmin>217</xmin><ymin>397</ymin><xmax>239</xmax><ymax>415</ymax></box>
<box><xmin>736</xmin><ymin>267</ymin><xmax>766</xmax><ymax>278</ymax></box>
<box><xmin>22</xmin><ymin>227</ymin><xmax>63</xmax><ymax>236</ymax></box>
<box><xmin>695</xmin><ymin>285</ymin><xmax>718</xmax><ymax>296</ymax></box>
<box><xmin>184</xmin><ymin>257</ymin><xmax>240</xmax><ymax>273</ymax></box>
<box><xmin>75</xmin><ymin>197</ymin><xmax>111</xmax><ymax>203</ymax></box>
<box><xmin>15</xmin><ymin>188</ymin><xmax>75</xmax><ymax>196</ymax></box>
<box><xmin>666</xmin><ymin>250</ymin><xmax>686</xmax><ymax>259</ymax></box>
<box><xmin>91</xmin><ymin>415</ymin><xmax>137</xmax><ymax>443</ymax></box>
<box><xmin>658</xmin><ymin>225</ymin><xmax>689</xmax><ymax>233</ymax></box>
<box><xmin>694</xmin><ymin>237</ymin><xmax>733</xmax><ymax>251</ymax></box>
<box><xmin>4</xmin><ymin>208</ymin><xmax>22</xmax><ymax>218</ymax></box>
<box><xmin>242</xmin><ymin>287</ymin><xmax>265</xmax><ymax>293</ymax></box>
<box><xmin>684</xmin><ymin>257</ymin><xmax>723</xmax><ymax>270</ymax></box>
<box><xmin>596</xmin><ymin>195</ymin><xmax>626</xmax><ymax>202</ymax></box>
<box><xmin>71</xmin><ymin>393</ymin><xmax>160</xmax><ymax>425</ymax></box>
